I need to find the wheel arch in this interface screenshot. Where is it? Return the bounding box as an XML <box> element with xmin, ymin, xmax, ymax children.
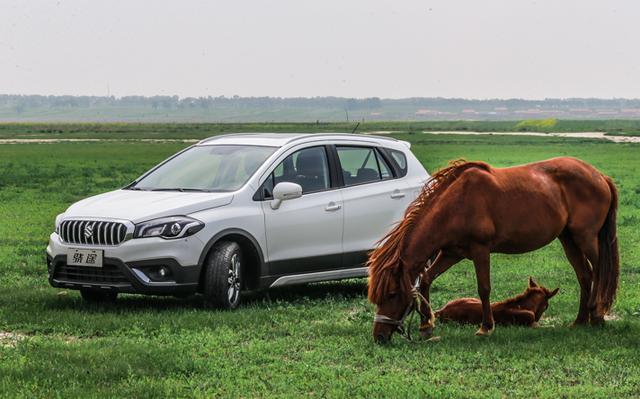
<box><xmin>197</xmin><ymin>228</ymin><xmax>266</xmax><ymax>291</ymax></box>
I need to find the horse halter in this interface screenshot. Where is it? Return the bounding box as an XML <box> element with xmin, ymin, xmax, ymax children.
<box><xmin>373</xmin><ymin>279</ymin><xmax>430</xmax><ymax>340</ymax></box>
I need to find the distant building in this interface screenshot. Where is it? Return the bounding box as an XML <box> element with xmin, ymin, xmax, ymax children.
<box><xmin>415</xmin><ymin>109</ymin><xmax>438</xmax><ymax>115</ymax></box>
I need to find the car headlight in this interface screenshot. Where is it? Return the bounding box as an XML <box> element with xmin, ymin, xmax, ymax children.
<box><xmin>133</xmin><ymin>216</ymin><xmax>204</xmax><ymax>239</ymax></box>
<box><xmin>55</xmin><ymin>213</ymin><xmax>65</xmax><ymax>234</ymax></box>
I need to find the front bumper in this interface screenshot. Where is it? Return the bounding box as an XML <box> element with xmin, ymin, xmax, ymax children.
<box><xmin>46</xmin><ymin>232</ymin><xmax>204</xmax><ymax>295</ymax></box>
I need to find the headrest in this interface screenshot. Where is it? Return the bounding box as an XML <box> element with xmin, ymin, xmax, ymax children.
<box><xmin>296</xmin><ymin>149</ymin><xmax>325</xmax><ymax>175</ymax></box>
<box><xmin>357</xmin><ymin>168</ymin><xmax>379</xmax><ymax>180</ymax></box>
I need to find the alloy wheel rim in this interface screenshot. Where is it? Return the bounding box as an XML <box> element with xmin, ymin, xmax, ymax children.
<box><xmin>227</xmin><ymin>253</ymin><xmax>240</xmax><ymax>303</ymax></box>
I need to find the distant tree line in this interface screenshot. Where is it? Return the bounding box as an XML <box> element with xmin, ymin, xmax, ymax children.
<box><xmin>3</xmin><ymin>94</ymin><xmax>640</xmax><ymax>115</ymax></box>
<box><xmin>0</xmin><ymin>95</ymin><xmax>386</xmax><ymax>114</ymax></box>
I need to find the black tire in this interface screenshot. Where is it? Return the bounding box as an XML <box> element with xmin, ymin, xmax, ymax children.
<box><xmin>80</xmin><ymin>289</ymin><xmax>118</xmax><ymax>303</ymax></box>
<box><xmin>202</xmin><ymin>241</ymin><xmax>243</xmax><ymax>310</ymax></box>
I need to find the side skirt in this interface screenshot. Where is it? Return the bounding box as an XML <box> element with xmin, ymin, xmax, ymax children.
<box><xmin>268</xmin><ymin>266</ymin><xmax>368</xmax><ymax>288</ymax></box>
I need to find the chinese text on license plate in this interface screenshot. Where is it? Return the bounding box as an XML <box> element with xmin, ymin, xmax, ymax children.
<box><xmin>67</xmin><ymin>248</ymin><xmax>103</xmax><ymax>267</ymax></box>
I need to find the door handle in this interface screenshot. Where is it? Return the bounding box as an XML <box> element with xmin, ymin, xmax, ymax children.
<box><xmin>390</xmin><ymin>190</ymin><xmax>406</xmax><ymax>199</ymax></box>
<box><xmin>325</xmin><ymin>202</ymin><xmax>342</xmax><ymax>211</ymax></box>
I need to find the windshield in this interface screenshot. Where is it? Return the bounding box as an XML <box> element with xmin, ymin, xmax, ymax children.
<box><xmin>130</xmin><ymin>145</ymin><xmax>277</xmax><ymax>192</ymax></box>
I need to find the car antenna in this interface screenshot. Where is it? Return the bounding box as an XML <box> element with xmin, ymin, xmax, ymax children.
<box><xmin>351</xmin><ymin>122</ymin><xmax>360</xmax><ymax>134</ymax></box>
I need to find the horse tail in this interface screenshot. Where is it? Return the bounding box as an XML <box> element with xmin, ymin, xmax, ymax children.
<box><xmin>594</xmin><ymin>176</ymin><xmax>620</xmax><ymax>314</ymax></box>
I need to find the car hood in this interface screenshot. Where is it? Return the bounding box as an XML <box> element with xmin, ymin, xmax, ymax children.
<box><xmin>64</xmin><ymin>190</ymin><xmax>234</xmax><ymax>223</ymax></box>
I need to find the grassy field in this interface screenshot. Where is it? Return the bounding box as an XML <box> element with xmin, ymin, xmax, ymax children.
<box><xmin>0</xmin><ymin>126</ymin><xmax>639</xmax><ymax>398</ymax></box>
<box><xmin>2</xmin><ymin>119</ymin><xmax>640</xmax><ymax>140</ymax></box>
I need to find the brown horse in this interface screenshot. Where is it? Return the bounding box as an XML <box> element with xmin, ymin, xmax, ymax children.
<box><xmin>368</xmin><ymin>157</ymin><xmax>619</xmax><ymax>343</ymax></box>
<box><xmin>435</xmin><ymin>277</ymin><xmax>559</xmax><ymax>327</ymax></box>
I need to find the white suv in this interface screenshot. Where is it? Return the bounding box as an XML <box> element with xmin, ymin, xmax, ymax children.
<box><xmin>47</xmin><ymin>133</ymin><xmax>429</xmax><ymax>308</ymax></box>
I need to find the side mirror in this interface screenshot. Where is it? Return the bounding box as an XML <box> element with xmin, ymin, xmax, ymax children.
<box><xmin>270</xmin><ymin>182</ymin><xmax>303</xmax><ymax>209</ymax></box>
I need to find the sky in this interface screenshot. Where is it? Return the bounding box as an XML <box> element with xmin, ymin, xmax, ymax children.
<box><xmin>1</xmin><ymin>0</ymin><xmax>639</xmax><ymax>99</ymax></box>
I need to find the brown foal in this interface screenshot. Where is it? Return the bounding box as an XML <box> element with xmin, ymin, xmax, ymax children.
<box><xmin>368</xmin><ymin>157</ymin><xmax>619</xmax><ymax>343</ymax></box>
<box><xmin>435</xmin><ymin>277</ymin><xmax>559</xmax><ymax>327</ymax></box>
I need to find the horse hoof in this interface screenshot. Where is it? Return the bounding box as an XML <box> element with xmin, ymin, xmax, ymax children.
<box><xmin>590</xmin><ymin>317</ymin><xmax>605</xmax><ymax>327</ymax></box>
<box><xmin>475</xmin><ymin>327</ymin><xmax>494</xmax><ymax>337</ymax></box>
<box><xmin>419</xmin><ymin>327</ymin><xmax>434</xmax><ymax>339</ymax></box>
<box><xmin>530</xmin><ymin>321</ymin><xmax>540</xmax><ymax>328</ymax></box>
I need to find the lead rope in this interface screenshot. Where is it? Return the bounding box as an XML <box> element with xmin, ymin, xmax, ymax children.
<box><xmin>403</xmin><ymin>286</ymin><xmax>429</xmax><ymax>340</ymax></box>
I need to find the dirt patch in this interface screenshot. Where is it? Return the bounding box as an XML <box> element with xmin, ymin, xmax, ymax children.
<box><xmin>2</xmin><ymin>132</ymin><xmax>639</xmax><ymax>144</ymax></box>
<box><xmin>0</xmin><ymin>331</ymin><xmax>28</xmax><ymax>348</ymax></box>
<box><xmin>0</xmin><ymin>330</ymin><xmax>88</xmax><ymax>347</ymax></box>
<box><xmin>423</xmin><ymin>131</ymin><xmax>640</xmax><ymax>143</ymax></box>
<box><xmin>0</xmin><ymin>138</ymin><xmax>199</xmax><ymax>144</ymax></box>
<box><xmin>604</xmin><ymin>313</ymin><xmax>621</xmax><ymax>321</ymax></box>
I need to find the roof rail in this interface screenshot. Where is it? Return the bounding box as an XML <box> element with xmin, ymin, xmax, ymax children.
<box><xmin>197</xmin><ymin>132</ymin><xmax>400</xmax><ymax>145</ymax></box>
<box><xmin>284</xmin><ymin>133</ymin><xmax>399</xmax><ymax>144</ymax></box>
<box><xmin>198</xmin><ymin>133</ymin><xmax>265</xmax><ymax>145</ymax></box>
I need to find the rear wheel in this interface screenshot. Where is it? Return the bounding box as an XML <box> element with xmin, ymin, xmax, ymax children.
<box><xmin>202</xmin><ymin>241</ymin><xmax>242</xmax><ymax>309</ymax></box>
<box><xmin>80</xmin><ymin>289</ymin><xmax>118</xmax><ymax>303</ymax></box>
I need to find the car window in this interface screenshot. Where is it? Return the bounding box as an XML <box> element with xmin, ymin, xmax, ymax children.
<box><xmin>389</xmin><ymin>149</ymin><xmax>408</xmax><ymax>177</ymax></box>
<box><xmin>261</xmin><ymin>146</ymin><xmax>331</xmax><ymax>198</ymax></box>
<box><xmin>132</xmin><ymin>145</ymin><xmax>276</xmax><ymax>192</ymax></box>
<box><xmin>337</xmin><ymin>146</ymin><xmax>385</xmax><ymax>186</ymax></box>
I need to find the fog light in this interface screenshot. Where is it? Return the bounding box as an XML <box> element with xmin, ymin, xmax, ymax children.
<box><xmin>158</xmin><ymin>266</ymin><xmax>168</xmax><ymax>278</ymax></box>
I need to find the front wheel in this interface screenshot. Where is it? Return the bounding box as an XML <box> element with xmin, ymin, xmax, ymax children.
<box><xmin>202</xmin><ymin>241</ymin><xmax>242</xmax><ymax>309</ymax></box>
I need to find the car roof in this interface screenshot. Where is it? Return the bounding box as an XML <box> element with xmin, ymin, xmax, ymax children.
<box><xmin>197</xmin><ymin>132</ymin><xmax>404</xmax><ymax>148</ymax></box>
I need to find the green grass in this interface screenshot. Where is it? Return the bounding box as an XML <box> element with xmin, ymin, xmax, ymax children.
<box><xmin>2</xmin><ymin>119</ymin><xmax>640</xmax><ymax>140</ymax></box>
<box><xmin>1</xmin><ymin>125</ymin><xmax>640</xmax><ymax>397</ymax></box>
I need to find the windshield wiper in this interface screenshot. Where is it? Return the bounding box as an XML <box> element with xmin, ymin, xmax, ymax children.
<box><xmin>150</xmin><ymin>188</ymin><xmax>210</xmax><ymax>192</ymax></box>
<box><xmin>127</xmin><ymin>187</ymin><xmax>147</xmax><ymax>191</ymax></box>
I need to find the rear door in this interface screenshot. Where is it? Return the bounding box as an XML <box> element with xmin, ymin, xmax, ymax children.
<box><xmin>259</xmin><ymin>145</ymin><xmax>344</xmax><ymax>275</ymax></box>
<box><xmin>336</xmin><ymin>145</ymin><xmax>413</xmax><ymax>266</ymax></box>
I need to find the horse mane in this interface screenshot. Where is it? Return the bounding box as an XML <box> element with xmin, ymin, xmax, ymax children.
<box><xmin>367</xmin><ymin>159</ymin><xmax>492</xmax><ymax>304</ymax></box>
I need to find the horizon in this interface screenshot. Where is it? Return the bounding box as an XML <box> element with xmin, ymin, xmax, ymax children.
<box><xmin>4</xmin><ymin>94</ymin><xmax>640</xmax><ymax>122</ymax></box>
<box><xmin>4</xmin><ymin>93</ymin><xmax>640</xmax><ymax>101</ymax></box>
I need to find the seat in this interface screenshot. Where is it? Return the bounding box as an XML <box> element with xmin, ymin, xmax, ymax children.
<box><xmin>352</xmin><ymin>168</ymin><xmax>379</xmax><ymax>184</ymax></box>
<box><xmin>294</xmin><ymin>149</ymin><xmax>328</xmax><ymax>193</ymax></box>
<box><xmin>342</xmin><ymin>170</ymin><xmax>353</xmax><ymax>185</ymax></box>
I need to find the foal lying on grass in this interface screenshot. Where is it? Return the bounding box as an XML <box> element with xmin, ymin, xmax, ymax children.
<box><xmin>435</xmin><ymin>277</ymin><xmax>559</xmax><ymax>327</ymax></box>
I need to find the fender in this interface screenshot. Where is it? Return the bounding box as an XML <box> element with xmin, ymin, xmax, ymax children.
<box><xmin>197</xmin><ymin>228</ymin><xmax>267</xmax><ymax>285</ymax></box>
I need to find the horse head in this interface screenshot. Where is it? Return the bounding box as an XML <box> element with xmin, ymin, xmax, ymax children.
<box><xmin>526</xmin><ymin>277</ymin><xmax>560</xmax><ymax>321</ymax></box>
<box><xmin>370</xmin><ymin>266</ymin><xmax>417</xmax><ymax>344</ymax></box>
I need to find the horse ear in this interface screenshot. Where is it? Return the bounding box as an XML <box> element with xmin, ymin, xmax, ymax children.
<box><xmin>547</xmin><ymin>287</ymin><xmax>560</xmax><ymax>298</ymax></box>
<box><xmin>528</xmin><ymin>276</ymin><xmax>538</xmax><ymax>288</ymax></box>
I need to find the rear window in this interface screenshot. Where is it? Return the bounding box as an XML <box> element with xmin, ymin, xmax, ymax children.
<box><xmin>389</xmin><ymin>149</ymin><xmax>408</xmax><ymax>177</ymax></box>
<box><xmin>337</xmin><ymin>146</ymin><xmax>392</xmax><ymax>186</ymax></box>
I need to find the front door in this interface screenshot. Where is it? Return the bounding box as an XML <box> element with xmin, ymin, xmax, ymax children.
<box><xmin>261</xmin><ymin>146</ymin><xmax>343</xmax><ymax>275</ymax></box>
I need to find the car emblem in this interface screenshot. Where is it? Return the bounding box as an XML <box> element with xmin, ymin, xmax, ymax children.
<box><xmin>84</xmin><ymin>223</ymin><xmax>94</xmax><ymax>239</ymax></box>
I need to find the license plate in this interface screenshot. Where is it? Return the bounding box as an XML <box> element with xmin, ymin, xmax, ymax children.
<box><xmin>67</xmin><ymin>248</ymin><xmax>103</xmax><ymax>267</ymax></box>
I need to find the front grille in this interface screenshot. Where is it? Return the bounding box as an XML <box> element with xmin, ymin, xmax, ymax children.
<box><xmin>59</xmin><ymin>220</ymin><xmax>127</xmax><ymax>246</ymax></box>
<box><xmin>54</xmin><ymin>264</ymin><xmax>129</xmax><ymax>284</ymax></box>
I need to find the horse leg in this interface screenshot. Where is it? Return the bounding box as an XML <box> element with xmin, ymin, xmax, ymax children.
<box><xmin>506</xmin><ymin>309</ymin><xmax>537</xmax><ymax>327</ymax></box>
<box><xmin>559</xmin><ymin>232</ymin><xmax>593</xmax><ymax>326</ymax></box>
<box><xmin>571</xmin><ymin>232</ymin><xmax>604</xmax><ymax>325</ymax></box>
<box><xmin>418</xmin><ymin>251</ymin><xmax>462</xmax><ymax>338</ymax></box>
<box><xmin>472</xmin><ymin>248</ymin><xmax>494</xmax><ymax>336</ymax></box>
